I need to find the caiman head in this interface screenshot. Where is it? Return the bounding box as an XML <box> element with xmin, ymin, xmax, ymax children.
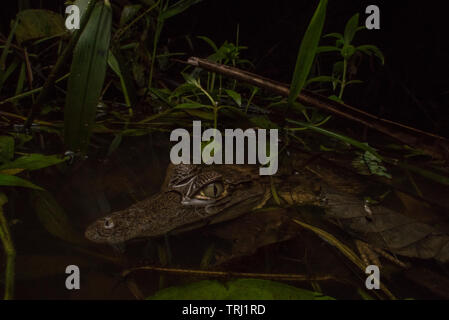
<box><xmin>84</xmin><ymin>163</ymin><xmax>266</xmax><ymax>244</ymax></box>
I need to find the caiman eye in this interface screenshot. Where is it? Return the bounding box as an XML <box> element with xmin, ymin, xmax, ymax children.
<box><xmin>196</xmin><ymin>182</ymin><xmax>225</xmax><ymax>199</ymax></box>
<box><xmin>103</xmin><ymin>217</ymin><xmax>115</xmax><ymax>229</ymax></box>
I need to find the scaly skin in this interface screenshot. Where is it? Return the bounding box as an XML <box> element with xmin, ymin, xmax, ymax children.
<box><xmin>85</xmin><ymin>159</ymin><xmax>449</xmax><ymax>264</ymax></box>
<box><xmin>85</xmin><ymin>164</ymin><xmax>265</xmax><ymax>244</ymax></box>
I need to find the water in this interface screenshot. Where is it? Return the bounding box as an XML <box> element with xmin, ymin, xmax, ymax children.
<box><xmin>4</xmin><ymin>134</ymin><xmax>449</xmax><ymax>299</ymax></box>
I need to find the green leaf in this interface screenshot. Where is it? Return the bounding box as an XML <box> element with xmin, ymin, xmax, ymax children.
<box><xmin>160</xmin><ymin>0</ymin><xmax>205</xmax><ymax>20</ymax></box>
<box><xmin>224</xmin><ymin>89</ymin><xmax>242</xmax><ymax>107</ymax></box>
<box><xmin>0</xmin><ymin>173</ymin><xmax>44</xmax><ymax>190</ymax></box>
<box><xmin>288</xmin><ymin>0</ymin><xmax>328</xmax><ymax>108</ymax></box>
<box><xmin>340</xmin><ymin>44</ymin><xmax>356</xmax><ymax>59</ymax></box>
<box><xmin>107</xmin><ymin>50</ymin><xmax>132</xmax><ymax>107</ymax></box>
<box><xmin>346</xmin><ymin>80</ymin><xmax>363</xmax><ymax>86</ymax></box>
<box><xmin>352</xmin><ymin>151</ymin><xmax>391</xmax><ymax>179</ymax></box>
<box><xmin>183</xmin><ymin>109</ymin><xmax>214</xmax><ymax>120</ymax></box>
<box><xmin>323</xmin><ymin>32</ymin><xmax>343</xmax><ymax>41</ymax></box>
<box><xmin>0</xmin><ymin>136</ymin><xmax>15</xmax><ymax>163</ymax></box>
<box><xmin>250</xmin><ymin>116</ymin><xmax>280</xmax><ymax>129</ymax></box>
<box><xmin>107</xmin><ymin>134</ymin><xmax>122</xmax><ymax>156</ymax></box>
<box><xmin>343</xmin><ymin>13</ymin><xmax>359</xmax><ymax>45</ymax></box>
<box><xmin>147</xmin><ymin>279</ymin><xmax>335</xmax><ymax>300</ymax></box>
<box><xmin>356</xmin><ymin>45</ymin><xmax>385</xmax><ymax>65</ymax></box>
<box><xmin>0</xmin><ymin>154</ymin><xmax>67</xmax><ymax>172</ymax></box>
<box><xmin>182</xmin><ymin>73</ymin><xmax>200</xmax><ymax>86</ymax></box>
<box><xmin>306</xmin><ymin>76</ymin><xmax>338</xmax><ymax>86</ymax></box>
<box><xmin>64</xmin><ymin>1</ymin><xmax>112</xmax><ymax>154</ymax></box>
<box><xmin>316</xmin><ymin>46</ymin><xmax>340</xmax><ymax>54</ymax></box>
<box><xmin>14</xmin><ymin>9</ymin><xmax>66</xmax><ymax>44</ymax></box>
<box><xmin>174</xmin><ymin>102</ymin><xmax>211</xmax><ymax>110</ymax></box>
<box><xmin>119</xmin><ymin>4</ymin><xmax>142</xmax><ymax>27</ymax></box>
<box><xmin>197</xmin><ymin>35</ymin><xmax>219</xmax><ymax>52</ymax></box>
<box><xmin>287</xmin><ymin>118</ymin><xmax>382</xmax><ymax>159</ymax></box>
<box><xmin>30</xmin><ymin>190</ymin><xmax>87</xmax><ymax>245</ymax></box>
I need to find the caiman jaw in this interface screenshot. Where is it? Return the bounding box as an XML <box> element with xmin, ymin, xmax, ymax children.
<box><xmin>85</xmin><ymin>164</ymin><xmax>265</xmax><ymax>244</ymax></box>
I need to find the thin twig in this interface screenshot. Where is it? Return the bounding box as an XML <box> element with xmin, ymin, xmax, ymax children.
<box><xmin>122</xmin><ymin>265</ymin><xmax>338</xmax><ymax>283</ymax></box>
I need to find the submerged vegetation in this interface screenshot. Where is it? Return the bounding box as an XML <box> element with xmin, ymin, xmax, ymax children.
<box><xmin>0</xmin><ymin>0</ymin><xmax>448</xmax><ymax>300</ymax></box>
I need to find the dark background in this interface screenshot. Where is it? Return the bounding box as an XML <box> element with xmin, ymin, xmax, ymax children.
<box><xmin>2</xmin><ymin>0</ymin><xmax>448</xmax><ymax>137</ymax></box>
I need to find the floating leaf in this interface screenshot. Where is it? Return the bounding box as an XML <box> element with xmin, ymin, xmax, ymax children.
<box><xmin>148</xmin><ymin>279</ymin><xmax>335</xmax><ymax>300</ymax></box>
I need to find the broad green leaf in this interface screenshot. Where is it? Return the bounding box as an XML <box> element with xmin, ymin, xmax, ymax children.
<box><xmin>0</xmin><ymin>154</ymin><xmax>67</xmax><ymax>172</ymax></box>
<box><xmin>0</xmin><ymin>173</ymin><xmax>43</xmax><ymax>190</ymax></box>
<box><xmin>30</xmin><ymin>190</ymin><xmax>87</xmax><ymax>245</ymax></box>
<box><xmin>64</xmin><ymin>1</ymin><xmax>112</xmax><ymax>154</ymax></box>
<box><xmin>288</xmin><ymin>0</ymin><xmax>328</xmax><ymax>109</ymax></box>
<box><xmin>14</xmin><ymin>9</ymin><xmax>66</xmax><ymax>44</ymax></box>
<box><xmin>0</xmin><ymin>136</ymin><xmax>15</xmax><ymax>163</ymax></box>
<box><xmin>148</xmin><ymin>279</ymin><xmax>335</xmax><ymax>300</ymax></box>
<box><xmin>74</xmin><ymin>0</ymin><xmax>90</xmax><ymax>22</ymax></box>
<box><xmin>224</xmin><ymin>89</ymin><xmax>242</xmax><ymax>107</ymax></box>
<box><xmin>343</xmin><ymin>13</ymin><xmax>359</xmax><ymax>45</ymax></box>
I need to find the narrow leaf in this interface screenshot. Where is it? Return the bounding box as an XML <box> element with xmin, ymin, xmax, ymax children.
<box><xmin>0</xmin><ymin>174</ymin><xmax>44</xmax><ymax>190</ymax></box>
<box><xmin>288</xmin><ymin>0</ymin><xmax>328</xmax><ymax>109</ymax></box>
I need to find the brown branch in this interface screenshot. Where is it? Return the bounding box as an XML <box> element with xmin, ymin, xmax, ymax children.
<box><xmin>184</xmin><ymin>57</ymin><xmax>449</xmax><ymax>162</ymax></box>
<box><xmin>122</xmin><ymin>265</ymin><xmax>338</xmax><ymax>283</ymax></box>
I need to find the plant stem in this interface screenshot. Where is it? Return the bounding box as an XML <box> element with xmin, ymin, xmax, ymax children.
<box><xmin>0</xmin><ymin>193</ymin><xmax>15</xmax><ymax>300</ymax></box>
<box><xmin>213</xmin><ymin>106</ymin><xmax>218</xmax><ymax>129</ymax></box>
<box><xmin>338</xmin><ymin>58</ymin><xmax>348</xmax><ymax>99</ymax></box>
<box><xmin>148</xmin><ymin>0</ymin><xmax>164</xmax><ymax>90</ymax></box>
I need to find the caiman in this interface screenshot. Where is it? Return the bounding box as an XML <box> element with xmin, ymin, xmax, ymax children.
<box><xmin>85</xmin><ymin>152</ymin><xmax>449</xmax><ymax>266</ymax></box>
